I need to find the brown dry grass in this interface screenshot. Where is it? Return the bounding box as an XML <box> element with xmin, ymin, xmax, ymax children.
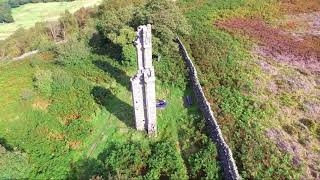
<box><xmin>68</xmin><ymin>140</ymin><xmax>82</xmax><ymax>150</ymax></box>
<box><xmin>48</xmin><ymin>132</ymin><xmax>65</xmax><ymax>141</ymax></box>
<box><xmin>281</xmin><ymin>0</ymin><xmax>320</xmax><ymax>14</ymax></box>
<box><xmin>63</xmin><ymin>114</ymin><xmax>81</xmax><ymax>125</ymax></box>
<box><xmin>32</xmin><ymin>98</ymin><xmax>50</xmax><ymax>111</ymax></box>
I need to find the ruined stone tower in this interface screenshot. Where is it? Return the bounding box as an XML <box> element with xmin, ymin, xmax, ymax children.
<box><xmin>131</xmin><ymin>24</ymin><xmax>157</xmax><ymax>135</ymax></box>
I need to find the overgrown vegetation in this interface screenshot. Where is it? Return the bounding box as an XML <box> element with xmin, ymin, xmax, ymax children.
<box><xmin>0</xmin><ymin>138</ymin><xmax>31</xmax><ymax>179</ymax></box>
<box><xmin>0</xmin><ymin>0</ymin><xmax>222</xmax><ymax>178</ymax></box>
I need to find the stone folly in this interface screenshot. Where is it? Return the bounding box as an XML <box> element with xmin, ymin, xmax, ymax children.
<box><xmin>131</xmin><ymin>24</ymin><xmax>157</xmax><ymax>135</ymax></box>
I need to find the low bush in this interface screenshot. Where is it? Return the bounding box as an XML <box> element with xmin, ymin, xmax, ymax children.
<box><xmin>33</xmin><ymin>69</ymin><xmax>53</xmax><ymax>97</ymax></box>
<box><xmin>146</xmin><ymin>141</ymin><xmax>188</xmax><ymax>179</ymax></box>
<box><xmin>188</xmin><ymin>143</ymin><xmax>221</xmax><ymax>179</ymax></box>
<box><xmin>0</xmin><ymin>2</ymin><xmax>13</xmax><ymax>23</ymax></box>
<box><xmin>0</xmin><ymin>144</ymin><xmax>31</xmax><ymax>179</ymax></box>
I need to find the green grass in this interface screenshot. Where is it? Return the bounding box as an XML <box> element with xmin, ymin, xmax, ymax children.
<box><xmin>0</xmin><ymin>59</ymin><xmax>34</xmax><ymax>124</ymax></box>
<box><xmin>0</xmin><ymin>0</ymin><xmax>102</xmax><ymax>40</ymax></box>
<box><xmin>0</xmin><ymin>0</ymin><xmax>308</xmax><ymax>178</ymax></box>
<box><xmin>0</xmin><ymin>37</ymin><xmax>221</xmax><ymax>178</ymax></box>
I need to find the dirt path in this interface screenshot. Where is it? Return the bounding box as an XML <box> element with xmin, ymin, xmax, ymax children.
<box><xmin>0</xmin><ymin>40</ymin><xmax>67</xmax><ymax>64</ymax></box>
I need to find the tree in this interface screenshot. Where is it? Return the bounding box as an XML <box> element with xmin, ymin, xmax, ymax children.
<box><xmin>137</xmin><ymin>0</ymin><xmax>190</xmax><ymax>54</ymax></box>
<box><xmin>59</xmin><ymin>11</ymin><xmax>78</xmax><ymax>40</ymax></box>
<box><xmin>96</xmin><ymin>0</ymin><xmax>190</xmax><ymax>63</ymax></box>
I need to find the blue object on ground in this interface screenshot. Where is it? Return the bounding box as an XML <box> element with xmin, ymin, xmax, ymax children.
<box><xmin>184</xmin><ymin>96</ymin><xmax>192</xmax><ymax>107</ymax></box>
<box><xmin>156</xmin><ymin>100</ymin><xmax>167</xmax><ymax>109</ymax></box>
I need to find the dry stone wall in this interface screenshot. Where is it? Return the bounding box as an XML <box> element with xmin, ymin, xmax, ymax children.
<box><xmin>176</xmin><ymin>37</ymin><xmax>240</xmax><ymax>180</ymax></box>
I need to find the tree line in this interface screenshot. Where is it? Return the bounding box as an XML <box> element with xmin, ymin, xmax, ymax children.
<box><xmin>0</xmin><ymin>0</ymin><xmax>74</xmax><ymax>23</ymax></box>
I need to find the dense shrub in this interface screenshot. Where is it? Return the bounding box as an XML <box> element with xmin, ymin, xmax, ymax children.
<box><xmin>0</xmin><ymin>2</ymin><xmax>13</xmax><ymax>23</ymax></box>
<box><xmin>146</xmin><ymin>141</ymin><xmax>188</xmax><ymax>179</ymax></box>
<box><xmin>96</xmin><ymin>0</ymin><xmax>189</xmax><ymax>86</ymax></box>
<box><xmin>98</xmin><ymin>142</ymin><xmax>150</xmax><ymax>178</ymax></box>
<box><xmin>0</xmin><ymin>144</ymin><xmax>31</xmax><ymax>179</ymax></box>
<box><xmin>92</xmin><ymin>141</ymin><xmax>188</xmax><ymax>179</ymax></box>
<box><xmin>0</xmin><ymin>22</ymin><xmax>51</xmax><ymax>58</ymax></box>
<box><xmin>69</xmin><ymin>158</ymin><xmax>104</xmax><ymax>180</ymax></box>
<box><xmin>55</xmin><ymin>40</ymin><xmax>91</xmax><ymax>67</ymax></box>
<box><xmin>188</xmin><ymin>143</ymin><xmax>221</xmax><ymax>179</ymax></box>
<box><xmin>33</xmin><ymin>69</ymin><xmax>53</xmax><ymax>97</ymax></box>
<box><xmin>96</xmin><ymin>0</ymin><xmax>190</xmax><ymax>55</ymax></box>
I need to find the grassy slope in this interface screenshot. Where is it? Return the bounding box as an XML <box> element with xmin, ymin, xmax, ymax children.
<box><xmin>0</xmin><ymin>45</ymin><xmax>221</xmax><ymax>178</ymax></box>
<box><xmin>0</xmin><ymin>0</ymin><xmax>102</xmax><ymax>40</ymax></box>
<box><xmin>0</xmin><ymin>61</ymin><xmax>33</xmax><ymax>121</ymax></box>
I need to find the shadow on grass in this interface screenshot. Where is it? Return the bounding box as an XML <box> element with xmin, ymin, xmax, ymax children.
<box><xmin>0</xmin><ymin>137</ymin><xmax>14</xmax><ymax>151</ymax></box>
<box><xmin>91</xmin><ymin>86</ymin><xmax>134</xmax><ymax>128</ymax></box>
<box><xmin>68</xmin><ymin>141</ymin><xmax>144</xmax><ymax>179</ymax></box>
<box><xmin>89</xmin><ymin>32</ymin><xmax>122</xmax><ymax>60</ymax></box>
<box><xmin>93</xmin><ymin>60</ymin><xmax>131</xmax><ymax>91</ymax></box>
<box><xmin>68</xmin><ymin>158</ymin><xmax>104</xmax><ymax>180</ymax></box>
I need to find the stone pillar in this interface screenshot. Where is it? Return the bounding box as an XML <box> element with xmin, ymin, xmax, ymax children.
<box><xmin>131</xmin><ymin>24</ymin><xmax>157</xmax><ymax>136</ymax></box>
<box><xmin>144</xmin><ymin>68</ymin><xmax>156</xmax><ymax>134</ymax></box>
<box><xmin>142</xmin><ymin>25</ymin><xmax>153</xmax><ymax>69</ymax></box>
<box><xmin>131</xmin><ymin>72</ymin><xmax>145</xmax><ymax>131</ymax></box>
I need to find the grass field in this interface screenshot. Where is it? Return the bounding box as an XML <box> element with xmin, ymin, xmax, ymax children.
<box><xmin>0</xmin><ymin>0</ymin><xmax>102</xmax><ymax>40</ymax></box>
<box><xmin>1</xmin><ymin>0</ymin><xmax>317</xmax><ymax>178</ymax></box>
<box><xmin>0</xmin><ymin>41</ymin><xmax>221</xmax><ymax>178</ymax></box>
